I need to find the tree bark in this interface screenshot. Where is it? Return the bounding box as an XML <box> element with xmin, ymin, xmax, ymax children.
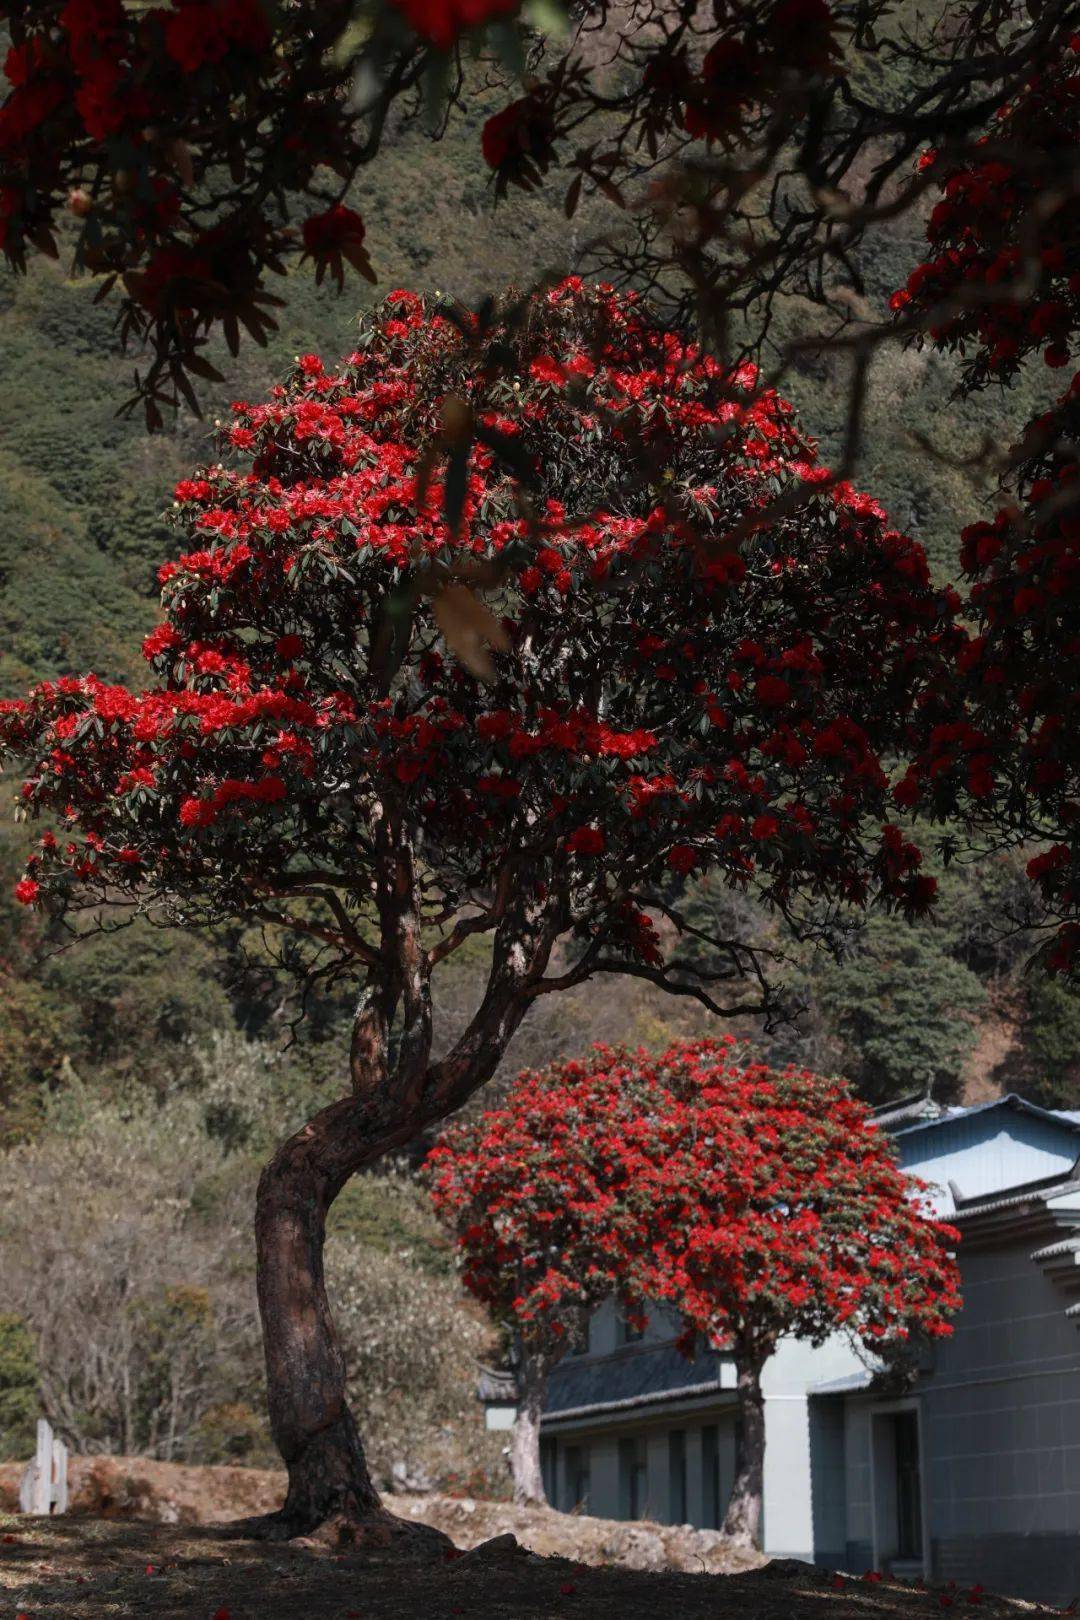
<box><xmin>252</xmin><ymin>1100</ymin><xmax>385</xmax><ymax>1537</ymax></box>
<box><xmin>510</xmin><ymin>1348</ymin><xmax>551</xmax><ymax>1506</ymax></box>
<box><xmin>241</xmin><ymin>839</ymin><xmax>560</xmax><ymax>1540</ymax></box>
<box><xmin>721</xmin><ymin>1346</ymin><xmax>767</xmax><ymax>1549</ymax></box>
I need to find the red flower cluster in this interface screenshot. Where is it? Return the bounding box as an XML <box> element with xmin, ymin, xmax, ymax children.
<box><xmin>481</xmin><ymin>93</ymin><xmax>558</xmax><ymax>195</ymax></box>
<box><xmin>428</xmin><ymin>1036</ymin><xmax>960</xmax><ymax>1362</ymax></box>
<box><xmin>894</xmin><ymin>38</ymin><xmax>1080</xmax><ymax>978</ymax></box>
<box><xmin>0</xmin><ymin>281</ymin><xmax>955</xmax><ymax>978</ymax></box>
<box><xmin>391</xmin><ymin>0</ymin><xmax>520</xmax><ymax>52</ymax></box>
<box><xmin>893</xmin><ymin>38</ymin><xmax>1080</xmax><ymax>387</ymax></box>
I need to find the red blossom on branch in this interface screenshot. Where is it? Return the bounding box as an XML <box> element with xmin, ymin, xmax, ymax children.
<box><xmin>897</xmin><ymin>44</ymin><xmax>1080</xmax><ymax>978</ymax></box>
<box><xmin>0</xmin><ymin>281</ymin><xmax>958</xmax><ymax>989</ymax></box>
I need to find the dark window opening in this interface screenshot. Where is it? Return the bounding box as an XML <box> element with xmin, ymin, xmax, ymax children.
<box><xmin>894</xmin><ymin>1411</ymin><xmax>922</xmax><ymax>1559</ymax></box>
<box><xmin>564</xmin><ymin>1443</ymin><xmax>590</xmax><ymax>1512</ymax></box>
<box><xmin>668</xmin><ymin>1429</ymin><xmax>687</xmax><ymax>1524</ymax></box>
<box><xmin>701</xmin><ymin>1423</ymin><xmax>720</xmax><ymax>1530</ymax></box>
<box><xmin>619</xmin><ymin>1434</ymin><xmax>648</xmax><ymax>1519</ymax></box>
<box><xmin>617</xmin><ymin>1306</ymin><xmax>645</xmax><ymax>1345</ymax></box>
<box><xmin>567</xmin><ymin>1312</ymin><xmax>592</xmax><ymax>1356</ymax></box>
<box><xmin>540</xmin><ymin>1437</ymin><xmax>557</xmax><ymax>1506</ymax></box>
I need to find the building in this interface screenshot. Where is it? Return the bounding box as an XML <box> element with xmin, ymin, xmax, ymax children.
<box><xmin>539</xmin><ymin>1094</ymin><xmax>1080</xmax><ymax>1605</ymax></box>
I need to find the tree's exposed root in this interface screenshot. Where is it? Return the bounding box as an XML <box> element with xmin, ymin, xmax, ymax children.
<box><xmin>226</xmin><ymin>1503</ymin><xmax>454</xmax><ymax>1558</ymax></box>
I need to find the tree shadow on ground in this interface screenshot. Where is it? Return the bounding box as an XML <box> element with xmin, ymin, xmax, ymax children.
<box><xmin>0</xmin><ymin>1515</ymin><xmax>1039</xmax><ymax>1619</ymax></box>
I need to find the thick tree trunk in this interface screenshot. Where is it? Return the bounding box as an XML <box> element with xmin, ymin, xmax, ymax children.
<box><xmin>238</xmin><ymin>845</ymin><xmax>558</xmax><ymax>1540</ymax></box>
<box><xmin>510</xmin><ymin>1350</ymin><xmax>550</xmax><ymax>1506</ymax></box>
<box><xmin>252</xmin><ymin>1107</ymin><xmax>383</xmax><ymax>1536</ymax></box>
<box><xmin>244</xmin><ymin>952</ymin><xmax>550</xmax><ymax>1534</ymax></box>
<box><xmin>721</xmin><ymin>1349</ymin><xmax>767</xmax><ymax>1549</ymax></box>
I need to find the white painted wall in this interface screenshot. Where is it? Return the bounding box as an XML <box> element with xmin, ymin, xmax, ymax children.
<box><xmin>761</xmin><ymin>1331</ymin><xmax>867</xmax><ymax>1560</ymax></box>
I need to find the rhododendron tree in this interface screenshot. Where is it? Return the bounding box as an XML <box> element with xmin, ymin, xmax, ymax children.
<box><xmin>0</xmin><ymin>279</ymin><xmax>958</xmax><ymax>1538</ymax></box>
<box><xmin>634</xmin><ymin>1039</ymin><xmax>960</xmax><ymax>1548</ymax></box>
<box><xmin>894</xmin><ymin>45</ymin><xmax>1080</xmax><ymax>979</ymax></box>
<box><xmin>430</xmin><ymin>1039</ymin><xmax>960</xmax><ymax>1544</ymax></box>
<box><xmin>2</xmin><ymin>1</ymin><xmax>1075</xmax><ymax>427</ymax></box>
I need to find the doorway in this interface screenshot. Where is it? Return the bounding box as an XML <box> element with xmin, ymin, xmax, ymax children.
<box><xmin>871</xmin><ymin>1405</ymin><xmax>927</xmax><ymax>1577</ymax></box>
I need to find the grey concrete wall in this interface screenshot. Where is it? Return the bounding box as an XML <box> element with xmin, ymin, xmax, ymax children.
<box><xmin>544</xmin><ymin>1409</ymin><xmax>736</xmax><ymax>1527</ymax></box>
<box><xmin>923</xmin><ymin>1242</ymin><xmax>1080</xmax><ymax>1535</ymax></box>
<box><xmin>837</xmin><ymin>1235</ymin><xmax>1080</xmax><ymax>1602</ymax></box>
<box><xmin>931</xmin><ymin>1535</ymin><xmax>1080</xmax><ymax>1604</ymax></box>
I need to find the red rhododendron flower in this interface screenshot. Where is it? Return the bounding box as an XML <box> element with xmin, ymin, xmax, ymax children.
<box><xmin>389</xmin><ymin>0</ymin><xmax>521</xmax><ymax>51</ymax></box>
<box><xmin>566</xmin><ymin>824</ymin><xmax>605</xmax><ymax>855</ymax></box>
<box><xmin>301</xmin><ymin>204</ymin><xmax>366</xmax><ymax>255</ymax></box>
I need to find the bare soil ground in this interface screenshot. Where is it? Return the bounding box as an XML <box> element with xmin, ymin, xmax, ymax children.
<box><xmin>0</xmin><ymin>1458</ymin><xmax>1057</xmax><ymax>1620</ymax></box>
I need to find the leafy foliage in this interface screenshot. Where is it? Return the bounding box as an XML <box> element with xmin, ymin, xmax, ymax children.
<box><xmin>0</xmin><ymin>1311</ymin><xmax>38</xmax><ymax>1460</ymax></box>
<box><xmin>815</xmin><ymin>917</ymin><xmax>986</xmax><ymax>1105</ymax></box>
<box><xmin>896</xmin><ymin>46</ymin><xmax>1080</xmax><ymax>981</ymax></box>
<box><xmin>0</xmin><ymin>280</ymin><xmax>960</xmax><ymax>1054</ymax></box>
<box><xmin>3</xmin><ymin>0</ymin><xmax>1074</xmax><ymax>438</ymax></box>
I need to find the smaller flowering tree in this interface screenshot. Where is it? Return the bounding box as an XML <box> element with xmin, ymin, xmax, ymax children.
<box><xmin>426</xmin><ymin>1060</ymin><xmax>656</xmax><ymax>1503</ymax></box>
<box><xmin>430</xmin><ymin>1040</ymin><xmax>960</xmax><ymax>1541</ymax></box>
<box><xmin>637</xmin><ymin>1040</ymin><xmax>960</xmax><ymax>1548</ymax></box>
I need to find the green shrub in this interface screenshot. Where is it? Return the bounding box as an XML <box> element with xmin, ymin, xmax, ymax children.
<box><xmin>0</xmin><ymin>1313</ymin><xmax>38</xmax><ymax>1460</ymax></box>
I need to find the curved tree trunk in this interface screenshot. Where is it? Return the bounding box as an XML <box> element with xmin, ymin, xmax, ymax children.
<box><xmin>510</xmin><ymin>1349</ymin><xmax>551</xmax><ymax>1506</ymax></box>
<box><xmin>253</xmin><ymin>1100</ymin><xmax>385</xmax><ymax>1536</ymax></box>
<box><xmin>721</xmin><ymin>1347</ymin><xmax>767</xmax><ymax>1549</ymax></box>
<box><xmin>243</xmin><ymin>829</ymin><xmax>559</xmax><ymax>1540</ymax></box>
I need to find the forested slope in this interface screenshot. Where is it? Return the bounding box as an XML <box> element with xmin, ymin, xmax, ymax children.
<box><xmin>1</xmin><ymin>99</ymin><xmax>1076</xmax><ymax>1143</ymax></box>
<box><xmin>0</xmin><ymin>83</ymin><xmax>1077</xmax><ymax>1481</ymax></box>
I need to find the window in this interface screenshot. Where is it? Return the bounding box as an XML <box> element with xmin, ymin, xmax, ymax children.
<box><xmin>564</xmin><ymin>1443</ymin><xmax>590</xmax><ymax>1512</ymax></box>
<box><xmin>701</xmin><ymin>1423</ymin><xmax>720</xmax><ymax>1529</ymax></box>
<box><xmin>618</xmin><ymin>1434</ymin><xmax>649</xmax><ymax>1519</ymax></box>
<box><xmin>668</xmin><ymin>1429</ymin><xmax>687</xmax><ymax>1524</ymax></box>
<box><xmin>617</xmin><ymin>1305</ymin><xmax>645</xmax><ymax>1345</ymax></box>
<box><xmin>540</xmin><ymin>1438</ymin><xmax>557</xmax><ymax>1506</ymax></box>
<box><xmin>567</xmin><ymin>1311</ymin><xmax>592</xmax><ymax>1356</ymax></box>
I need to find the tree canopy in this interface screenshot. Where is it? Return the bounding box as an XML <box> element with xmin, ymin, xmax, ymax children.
<box><xmin>892</xmin><ymin>52</ymin><xmax>1080</xmax><ymax>979</ymax></box>
<box><xmin>430</xmin><ymin>1037</ymin><xmax>961</xmax><ymax>1539</ymax></box>
<box><xmin>0</xmin><ymin>279</ymin><xmax>958</xmax><ymax>1026</ymax></box>
<box><xmin>3</xmin><ymin>2</ymin><xmax>1076</xmax><ymax>432</ymax></box>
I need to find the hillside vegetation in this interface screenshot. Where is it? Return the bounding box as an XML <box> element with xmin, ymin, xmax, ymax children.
<box><xmin>0</xmin><ymin>94</ymin><xmax>1077</xmax><ymax>1481</ymax></box>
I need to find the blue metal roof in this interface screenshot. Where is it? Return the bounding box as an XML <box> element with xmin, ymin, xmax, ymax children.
<box><xmin>545</xmin><ymin>1338</ymin><xmax>725</xmax><ymax>1424</ymax></box>
<box><xmin>894</xmin><ymin>1094</ymin><xmax>1080</xmax><ymax>1141</ymax></box>
<box><xmin>894</xmin><ymin>1096</ymin><xmax>1080</xmax><ymax>1215</ymax></box>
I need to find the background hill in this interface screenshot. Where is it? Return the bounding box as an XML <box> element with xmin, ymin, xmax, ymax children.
<box><xmin>0</xmin><ymin>94</ymin><xmax>1076</xmax><ymax>1481</ymax></box>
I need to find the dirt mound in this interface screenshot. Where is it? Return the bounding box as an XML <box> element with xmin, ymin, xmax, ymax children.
<box><xmin>397</xmin><ymin>1491</ymin><xmax>764</xmax><ymax>1574</ymax></box>
<box><xmin>0</xmin><ymin>1454</ymin><xmax>284</xmax><ymax>1525</ymax></box>
<box><xmin>0</xmin><ymin>1454</ymin><xmax>760</xmax><ymax>1573</ymax></box>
